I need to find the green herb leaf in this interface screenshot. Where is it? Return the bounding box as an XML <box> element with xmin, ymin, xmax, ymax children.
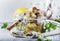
<box><xmin>45</xmin><ymin>22</ymin><xmax>51</xmax><ymax>29</ymax></box>
<box><xmin>1</xmin><ymin>22</ymin><xmax>8</xmax><ymax>28</ymax></box>
<box><xmin>55</xmin><ymin>18</ymin><xmax>60</xmax><ymax>22</ymax></box>
<box><xmin>37</xmin><ymin>38</ymin><xmax>42</xmax><ymax>41</ymax></box>
<box><xmin>42</xmin><ymin>29</ymin><xmax>46</xmax><ymax>33</ymax></box>
<box><xmin>51</xmin><ymin>24</ymin><xmax>57</xmax><ymax>30</ymax></box>
<box><xmin>45</xmin><ymin>39</ymin><xmax>52</xmax><ymax>41</ymax></box>
<box><xmin>47</xmin><ymin>28</ymin><xmax>50</xmax><ymax>32</ymax></box>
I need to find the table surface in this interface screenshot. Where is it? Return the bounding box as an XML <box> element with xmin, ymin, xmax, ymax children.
<box><xmin>0</xmin><ymin>29</ymin><xmax>37</xmax><ymax>41</ymax></box>
<box><xmin>0</xmin><ymin>29</ymin><xmax>60</xmax><ymax>41</ymax></box>
<box><xmin>0</xmin><ymin>21</ymin><xmax>60</xmax><ymax>41</ymax></box>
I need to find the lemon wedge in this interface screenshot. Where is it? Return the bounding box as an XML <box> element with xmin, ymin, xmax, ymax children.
<box><xmin>14</xmin><ymin>8</ymin><xmax>28</xmax><ymax>17</ymax></box>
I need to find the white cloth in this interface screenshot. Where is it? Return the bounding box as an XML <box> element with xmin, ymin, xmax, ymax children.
<box><xmin>37</xmin><ymin>16</ymin><xmax>47</xmax><ymax>24</ymax></box>
<box><xmin>14</xmin><ymin>14</ymin><xmax>24</xmax><ymax>21</ymax></box>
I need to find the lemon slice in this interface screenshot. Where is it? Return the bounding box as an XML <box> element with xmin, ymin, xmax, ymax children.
<box><xmin>14</xmin><ymin>8</ymin><xmax>28</xmax><ymax>17</ymax></box>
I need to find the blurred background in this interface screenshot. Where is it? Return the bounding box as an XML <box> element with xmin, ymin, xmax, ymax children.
<box><xmin>0</xmin><ymin>0</ymin><xmax>60</xmax><ymax>22</ymax></box>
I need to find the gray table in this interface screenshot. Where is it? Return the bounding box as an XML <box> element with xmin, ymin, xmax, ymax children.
<box><xmin>0</xmin><ymin>29</ymin><xmax>60</xmax><ymax>41</ymax></box>
<box><xmin>0</xmin><ymin>29</ymin><xmax>36</xmax><ymax>41</ymax></box>
<box><xmin>0</xmin><ymin>22</ymin><xmax>60</xmax><ymax>41</ymax></box>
